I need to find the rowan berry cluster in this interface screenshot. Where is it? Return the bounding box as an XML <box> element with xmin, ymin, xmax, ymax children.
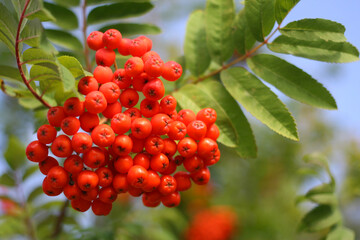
<box><xmin>25</xmin><ymin>29</ymin><xmax>221</xmax><ymax>216</ymax></box>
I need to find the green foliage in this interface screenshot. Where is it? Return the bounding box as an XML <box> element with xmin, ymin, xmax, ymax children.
<box><xmin>275</xmin><ymin>0</ymin><xmax>299</xmax><ymax>24</ymax></box>
<box><xmin>99</xmin><ymin>23</ymin><xmax>161</xmax><ymax>37</ymax></box>
<box><xmin>232</xmin><ymin>10</ymin><xmax>256</xmax><ymax>55</ymax></box>
<box><xmin>4</xmin><ymin>135</ymin><xmax>26</xmax><ymax>170</ymax></box>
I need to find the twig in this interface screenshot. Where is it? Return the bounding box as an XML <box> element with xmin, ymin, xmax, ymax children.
<box><xmin>51</xmin><ymin>200</ymin><xmax>69</xmax><ymax>238</ymax></box>
<box><xmin>82</xmin><ymin>0</ymin><xmax>91</xmax><ymax>72</ymax></box>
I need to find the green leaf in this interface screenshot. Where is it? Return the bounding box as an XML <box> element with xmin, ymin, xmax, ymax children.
<box><xmin>245</xmin><ymin>0</ymin><xmax>276</xmax><ymax>41</ymax></box>
<box><xmin>52</xmin><ymin>0</ymin><xmax>80</xmax><ymax>7</ymax></box>
<box><xmin>0</xmin><ymin>2</ymin><xmax>17</xmax><ymax>54</ymax></box>
<box><xmin>27</xmin><ymin>186</ymin><xmax>43</xmax><ymax>203</ymax></box>
<box><xmin>87</xmin><ymin>2</ymin><xmax>154</xmax><ymax>25</ymax></box>
<box><xmin>280</xmin><ymin>18</ymin><xmax>347</xmax><ymax>42</ymax></box>
<box><xmin>299</xmin><ymin>205</ymin><xmax>341</xmax><ymax>232</ymax></box>
<box><xmin>45</xmin><ymin>29</ymin><xmax>82</xmax><ymax>51</ymax></box>
<box><xmin>205</xmin><ymin>0</ymin><xmax>235</xmax><ymax>64</ymax></box>
<box><xmin>18</xmin><ymin>97</ymin><xmax>43</xmax><ymax>109</ymax></box>
<box><xmin>26</xmin><ymin>0</ymin><xmax>55</xmax><ymax>22</ymax></box>
<box><xmin>86</xmin><ymin>0</ymin><xmax>153</xmax><ymax>5</ymax></box>
<box><xmin>22</xmin><ymin>48</ymin><xmax>56</xmax><ymax>65</ymax></box>
<box><xmin>326</xmin><ymin>226</ymin><xmax>355</xmax><ymax>240</ymax></box>
<box><xmin>174</xmin><ymin>80</ymin><xmax>257</xmax><ymax>158</ymax></box>
<box><xmin>0</xmin><ymin>65</ymin><xmax>22</xmax><ymax>82</ymax></box>
<box><xmin>58</xmin><ymin>62</ymin><xmax>76</xmax><ymax>92</ymax></box>
<box><xmin>43</xmin><ymin>2</ymin><xmax>78</xmax><ymax>30</ymax></box>
<box><xmin>275</xmin><ymin>0</ymin><xmax>300</xmax><ymax>24</ymax></box>
<box><xmin>232</xmin><ymin>9</ymin><xmax>256</xmax><ymax>55</ymax></box>
<box><xmin>307</xmin><ymin>193</ymin><xmax>337</xmax><ymax>205</ymax></box>
<box><xmin>4</xmin><ymin>135</ymin><xmax>26</xmax><ymax>170</ymax></box>
<box><xmin>0</xmin><ymin>173</ymin><xmax>16</xmax><ymax>187</ymax></box>
<box><xmin>22</xmin><ymin>165</ymin><xmax>39</xmax><ymax>181</ymax></box>
<box><xmin>184</xmin><ymin>10</ymin><xmax>210</xmax><ymax>77</ymax></box>
<box><xmin>57</xmin><ymin>55</ymin><xmax>86</xmax><ymax>79</ymax></box>
<box><xmin>247</xmin><ymin>54</ymin><xmax>337</xmax><ymax>109</ymax></box>
<box><xmin>268</xmin><ymin>35</ymin><xmax>359</xmax><ymax>63</ymax></box>
<box><xmin>99</xmin><ymin>23</ymin><xmax>161</xmax><ymax>37</ymax></box>
<box><xmin>221</xmin><ymin>67</ymin><xmax>298</xmax><ymax>141</ymax></box>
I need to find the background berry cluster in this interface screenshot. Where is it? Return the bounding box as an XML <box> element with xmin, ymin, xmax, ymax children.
<box><xmin>25</xmin><ymin>29</ymin><xmax>221</xmax><ymax>216</ymax></box>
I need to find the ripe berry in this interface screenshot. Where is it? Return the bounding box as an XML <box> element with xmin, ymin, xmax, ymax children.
<box><xmin>140</xmin><ymin>98</ymin><xmax>160</xmax><ymax>118</ymax></box>
<box><xmin>91</xmin><ymin>124</ymin><xmax>115</xmax><ymax>147</ymax></box>
<box><xmin>160</xmin><ymin>95</ymin><xmax>177</xmax><ymax>114</ymax></box>
<box><xmin>142</xmin><ymin>191</ymin><xmax>161</xmax><ymax>207</ymax></box>
<box><xmin>196</xmin><ymin>108</ymin><xmax>217</xmax><ymax>126</ymax></box>
<box><xmin>150</xmin><ymin>153</ymin><xmax>169</xmax><ymax>172</ymax></box>
<box><xmin>71</xmin><ymin>132</ymin><xmax>93</xmax><ymax>153</ymax></box>
<box><xmin>162</xmin><ymin>138</ymin><xmax>177</xmax><ymax>157</ymax></box>
<box><xmin>79</xmin><ymin>112</ymin><xmax>99</xmax><ymax>132</ymax></box>
<box><xmin>138</xmin><ymin>35</ymin><xmax>152</xmax><ymax>51</ymax></box>
<box><xmin>133</xmin><ymin>153</ymin><xmax>150</xmax><ymax>169</ymax></box>
<box><xmin>47</xmin><ymin>106</ymin><xmax>66</xmax><ymax>127</ymax></box>
<box><xmin>112</xmin><ymin>69</ymin><xmax>131</xmax><ymax>89</ymax></box>
<box><xmin>93</xmin><ymin>65</ymin><xmax>113</xmax><ymax>84</ymax></box>
<box><xmin>129</xmin><ymin>134</ymin><xmax>145</xmax><ymax>153</ymax></box>
<box><xmin>51</xmin><ymin>135</ymin><xmax>73</xmax><ymax>158</ymax></box>
<box><xmin>112</xmin><ymin>135</ymin><xmax>133</xmax><ymax>156</ymax></box>
<box><xmin>187</xmin><ymin>120</ymin><xmax>207</xmax><ymax>140</ymax></box>
<box><xmin>92</xmin><ymin>198</ymin><xmax>112</xmax><ymax>216</ymax></box>
<box><xmin>142</xmin><ymin>78</ymin><xmax>165</xmax><ymax>101</ymax></box>
<box><xmin>119</xmin><ymin>88</ymin><xmax>139</xmax><ymax>108</ymax></box>
<box><xmin>87</xmin><ymin>31</ymin><xmax>104</xmax><ymax>50</ymax></box>
<box><xmin>81</xmin><ymin>187</ymin><xmax>99</xmax><ymax>201</ymax></box>
<box><xmin>47</xmin><ymin>166</ymin><xmax>68</xmax><ymax>189</ymax></box>
<box><xmin>39</xmin><ymin>156</ymin><xmax>58</xmax><ymax>175</ymax></box>
<box><xmin>114</xmin><ymin>155</ymin><xmax>133</xmax><ymax>174</ymax></box>
<box><xmin>96</xmin><ymin>167</ymin><xmax>113</xmax><ymax>187</ymax></box>
<box><xmin>161</xmin><ymin>191</ymin><xmax>181</xmax><ymax>207</ymax></box>
<box><xmin>158</xmin><ymin>175</ymin><xmax>177</xmax><ymax>195</ymax></box>
<box><xmin>84</xmin><ymin>91</ymin><xmax>107</xmax><ymax>114</ymax></box>
<box><xmin>177</xmin><ymin>137</ymin><xmax>197</xmax><ymax>158</ymax></box>
<box><xmin>197</xmin><ymin>138</ymin><xmax>218</xmax><ymax>160</ymax></box>
<box><xmin>127</xmin><ymin>165</ymin><xmax>149</xmax><ymax>188</ymax></box>
<box><xmin>159</xmin><ymin>158</ymin><xmax>177</xmax><ymax>175</ymax></box>
<box><xmin>102</xmin><ymin>29</ymin><xmax>122</xmax><ymax>50</ymax></box>
<box><xmin>144</xmin><ymin>135</ymin><xmax>164</xmax><ymax>155</ymax></box>
<box><xmin>111</xmin><ymin>113</ymin><xmax>131</xmax><ymax>135</ymax></box>
<box><xmin>64</xmin><ymin>97</ymin><xmax>84</xmax><ymax>117</ymax></box>
<box><xmin>99</xmin><ymin>186</ymin><xmax>117</xmax><ymax>203</ymax></box>
<box><xmin>95</xmin><ymin>48</ymin><xmax>116</xmax><ymax>67</ymax></box>
<box><xmin>128</xmin><ymin>185</ymin><xmax>143</xmax><ymax>197</ymax></box>
<box><xmin>162</xmin><ymin>61</ymin><xmax>183</xmax><ymax>81</ymax></box>
<box><xmin>102</xmin><ymin>101</ymin><xmax>122</xmax><ymax>119</ymax></box>
<box><xmin>112</xmin><ymin>173</ymin><xmax>129</xmax><ymax>193</ymax></box>
<box><xmin>77</xmin><ymin>170</ymin><xmax>99</xmax><ymax>191</ymax></box>
<box><xmin>132</xmin><ymin>72</ymin><xmax>150</xmax><ymax>91</ymax></box>
<box><xmin>37</xmin><ymin>124</ymin><xmax>57</xmax><ymax>144</ymax></box>
<box><xmin>206</xmin><ymin>124</ymin><xmax>220</xmax><ymax>141</ymax></box>
<box><xmin>71</xmin><ymin>198</ymin><xmax>91</xmax><ymax>212</ymax></box>
<box><xmin>167</xmin><ymin>121</ymin><xmax>187</xmax><ymax>140</ymax></box>
<box><xmin>125</xmin><ymin>57</ymin><xmax>144</xmax><ymax>77</ymax></box>
<box><xmin>174</xmin><ymin>172</ymin><xmax>191</xmax><ymax>191</ymax></box>
<box><xmin>118</xmin><ymin>38</ymin><xmax>131</xmax><ymax>56</ymax></box>
<box><xmin>177</xmin><ymin>109</ymin><xmax>196</xmax><ymax>126</ymax></box>
<box><xmin>124</xmin><ymin>108</ymin><xmax>142</xmax><ymax>122</ymax></box>
<box><xmin>61</xmin><ymin>116</ymin><xmax>80</xmax><ymax>135</ymax></box>
<box><xmin>78</xmin><ymin>76</ymin><xmax>99</xmax><ymax>95</ymax></box>
<box><xmin>191</xmin><ymin>167</ymin><xmax>211</xmax><ymax>185</ymax></box>
<box><xmin>131</xmin><ymin>118</ymin><xmax>152</xmax><ymax>139</ymax></box>
<box><xmin>129</xmin><ymin>37</ymin><xmax>148</xmax><ymax>57</ymax></box>
<box><xmin>142</xmin><ymin>51</ymin><xmax>160</xmax><ymax>63</ymax></box>
<box><xmin>144</xmin><ymin>57</ymin><xmax>163</xmax><ymax>77</ymax></box>
<box><xmin>64</xmin><ymin>155</ymin><xmax>83</xmax><ymax>175</ymax></box>
<box><xmin>42</xmin><ymin>177</ymin><xmax>63</xmax><ymax>196</ymax></box>
<box><xmin>83</xmin><ymin>147</ymin><xmax>106</xmax><ymax>168</ymax></box>
<box><xmin>151</xmin><ymin>113</ymin><xmax>172</xmax><ymax>135</ymax></box>
<box><xmin>99</xmin><ymin>82</ymin><xmax>120</xmax><ymax>103</ymax></box>
<box><xmin>183</xmin><ymin>155</ymin><xmax>204</xmax><ymax>173</ymax></box>
<box><xmin>64</xmin><ymin>183</ymin><xmax>81</xmax><ymax>200</ymax></box>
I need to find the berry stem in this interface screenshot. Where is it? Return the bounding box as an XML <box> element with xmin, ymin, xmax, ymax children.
<box><xmin>193</xmin><ymin>26</ymin><xmax>280</xmax><ymax>84</ymax></box>
<box><xmin>51</xmin><ymin>200</ymin><xmax>69</xmax><ymax>238</ymax></box>
<box><xmin>15</xmin><ymin>0</ymin><xmax>52</xmax><ymax>108</ymax></box>
<box><xmin>82</xmin><ymin>0</ymin><xmax>92</xmax><ymax>72</ymax></box>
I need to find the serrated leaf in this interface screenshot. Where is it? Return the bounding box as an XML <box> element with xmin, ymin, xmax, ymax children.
<box><xmin>87</xmin><ymin>0</ymin><xmax>153</xmax><ymax>5</ymax></box>
<box><xmin>58</xmin><ymin>62</ymin><xmax>76</xmax><ymax>92</ymax></box>
<box><xmin>45</xmin><ymin>29</ymin><xmax>82</xmax><ymax>51</ymax></box>
<box><xmin>299</xmin><ymin>205</ymin><xmax>341</xmax><ymax>232</ymax></box>
<box><xmin>245</xmin><ymin>0</ymin><xmax>276</xmax><ymax>41</ymax></box>
<box><xmin>52</xmin><ymin>0</ymin><xmax>80</xmax><ymax>7</ymax></box>
<box><xmin>275</xmin><ymin>0</ymin><xmax>300</xmax><ymax>24</ymax></box>
<box><xmin>18</xmin><ymin>96</ymin><xmax>43</xmax><ymax>109</ymax></box>
<box><xmin>268</xmin><ymin>35</ymin><xmax>359</xmax><ymax>63</ymax></box>
<box><xmin>4</xmin><ymin>135</ymin><xmax>26</xmax><ymax>170</ymax></box>
<box><xmin>99</xmin><ymin>23</ymin><xmax>161</xmax><ymax>37</ymax></box>
<box><xmin>280</xmin><ymin>18</ymin><xmax>346</xmax><ymax>42</ymax></box>
<box><xmin>0</xmin><ymin>65</ymin><xmax>22</xmax><ymax>82</ymax></box>
<box><xmin>26</xmin><ymin>0</ymin><xmax>55</xmax><ymax>22</ymax></box>
<box><xmin>0</xmin><ymin>173</ymin><xmax>16</xmax><ymax>187</ymax></box>
<box><xmin>326</xmin><ymin>226</ymin><xmax>355</xmax><ymax>240</ymax></box>
<box><xmin>22</xmin><ymin>48</ymin><xmax>56</xmax><ymax>65</ymax></box>
<box><xmin>247</xmin><ymin>54</ymin><xmax>337</xmax><ymax>109</ymax></box>
<box><xmin>87</xmin><ymin>2</ymin><xmax>154</xmax><ymax>25</ymax></box>
<box><xmin>232</xmin><ymin>9</ymin><xmax>256</xmax><ymax>55</ymax></box>
<box><xmin>174</xmin><ymin>80</ymin><xmax>257</xmax><ymax>158</ymax></box>
<box><xmin>184</xmin><ymin>10</ymin><xmax>210</xmax><ymax>77</ymax></box>
<box><xmin>221</xmin><ymin>67</ymin><xmax>298</xmax><ymax>141</ymax></box>
<box><xmin>43</xmin><ymin>2</ymin><xmax>78</xmax><ymax>30</ymax></box>
<box><xmin>0</xmin><ymin>2</ymin><xmax>17</xmax><ymax>54</ymax></box>
<box><xmin>27</xmin><ymin>186</ymin><xmax>43</xmax><ymax>203</ymax></box>
<box><xmin>303</xmin><ymin>152</ymin><xmax>333</xmax><ymax>180</ymax></box>
<box><xmin>22</xmin><ymin>165</ymin><xmax>39</xmax><ymax>181</ymax></box>
<box><xmin>205</xmin><ymin>0</ymin><xmax>235</xmax><ymax>64</ymax></box>
<box><xmin>57</xmin><ymin>55</ymin><xmax>86</xmax><ymax>79</ymax></box>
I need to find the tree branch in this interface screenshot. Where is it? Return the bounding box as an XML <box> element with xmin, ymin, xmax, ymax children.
<box><xmin>51</xmin><ymin>200</ymin><xmax>69</xmax><ymax>238</ymax></box>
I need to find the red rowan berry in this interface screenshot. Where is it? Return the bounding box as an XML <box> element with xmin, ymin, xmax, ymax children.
<box><xmin>197</xmin><ymin>108</ymin><xmax>217</xmax><ymax>127</ymax></box>
<box><xmin>114</xmin><ymin>155</ymin><xmax>133</xmax><ymax>174</ymax></box>
<box><xmin>79</xmin><ymin>112</ymin><xmax>99</xmax><ymax>132</ymax></box>
<box><xmin>140</xmin><ymin>98</ymin><xmax>160</xmax><ymax>118</ymax></box>
<box><xmin>197</xmin><ymin>138</ymin><xmax>218</xmax><ymax>160</ymax></box>
<box><xmin>167</xmin><ymin>109</ymin><xmax>178</xmax><ymax>121</ymax></box>
<box><xmin>191</xmin><ymin>167</ymin><xmax>210</xmax><ymax>185</ymax></box>
<box><xmin>174</xmin><ymin>172</ymin><xmax>191</xmax><ymax>191</ymax></box>
<box><xmin>93</xmin><ymin>65</ymin><xmax>113</xmax><ymax>84</ymax></box>
<box><xmin>142</xmin><ymin>51</ymin><xmax>160</xmax><ymax>63</ymax></box>
<box><xmin>96</xmin><ymin>48</ymin><xmax>116</xmax><ymax>67</ymax></box>
<box><xmin>81</xmin><ymin>186</ymin><xmax>99</xmax><ymax>201</ymax></box>
<box><xmin>150</xmin><ymin>153</ymin><xmax>169</xmax><ymax>172</ymax></box>
<box><xmin>187</xmin><ymin>120</ymin><xmax>207</xmax><ymax>140</ymax></box>
<box><xmin>77</xmin><ymin>170</ymin><xmax>99</xmax><ymax>191</ymax></box>
<box><xmin>47</xmin><ymin>166</ymin><xmax>68</xmax><ymax>189</ymax></box>
<box><xmin>129</xmin><ymin>134</ymin><xmax>145</xmax><ymax>153</ymax></box>
<box><xmin>84</xmin><ymin>91</ymin><xmax>107</xmax><ymax>114</ymax></box>
<box><xmin>61</xmin><ymin>116</ymin><xmax>80</xmax><ymax>135</ymax></box>
<box><xmin>64</xmin><ymin>155</ymin><xmax>83</xmax><ymax>175</ymax></box>
<box><xmin>112</xmin><ymin>173</ymin><xmax>129</xmax><ymax>193</ymax></box>
<box><xmin>125</xmin><ymin>57</ymin><xmax>144</xmax><ymax>77</ymax></box>
<box><xmin>142</xmin><ymin>190</ymin><xmax>162</xmax><ymax>206</ymax></box>
<box><xmin>174</xmin><ymin>155</ymin><xmax>185</xmax><ymax>166</ymax></box>
<box><xmin>119</xmin><ymin>88</ymin><xmax>139</xmax><ymax>108</ymax></box>
<box><xmin>150</xmin><ymin>113</ymin><xmax>172</xmax><ymax>135</ymax></box>
<box><xmin>112</xmin><ymin>68</ymin><xmax>132</xmax><ymax>89</ymax></box>
<box><xmin>159</xmin><ymin>158</ymin><xmax>177</xmax><ymax>175</ymax></box>
<box><xmin>96</xmin><ymin>167</ymin><xmax>113</xmax><ymax>187</ymax></box>
<box><xmin>162</xmin><ymin>138</ymin><xmax>177</xmax><ymax>157</ymax></box>
<box><xmin>78</xmin><ymin>76</ymin><xmax>99</xmax><ymax>95</ymax></box>
<box><xmin>183</xmin><ymin>155</ymin><xmax>204</xmax><ymax>173</ymax></box>
<box><xmin>133</xmin><ymin>153</ymin><xmax>150</xmax><ymax>169</ymax></box>
<box><xmin>47</xmin><ymin>106</ymin><xmax>66</xmax><ymax>127</ymax></box>
<box><xmin>161</xmin><ymin>191</ymin><xmax>181</xmax><ymax>207</ymax></box>
<box><xmin>131</xmin><ymin>118</ymin><xmax>152</xmax><ymax>139</ymax></box>
<box><xmin>102</xmin><ymin>29</ymin><xmax>122</xmax><ymax>50</ymax></box>
<box><xmin>167</xmin><ymin>121</ymin><xmax>187</xmax><ymax>140</ymax></box>
<box><xmin>91</xmin><ymin>124</ymin><xmax>115</xmax><ymax>147</ymax></box>
<box><xmin>112</xmin><ymin>135</ymin><xmax>133</xmax><ymax>156</ymax></box>
<box><xmin>142</xmin><ymin>78</ymin><xmax>165</xmax><ymax>101</ymax></box>
<box><xmin>87</xmin><ymin>31</ymin><xmax>104</xmax><ymax>50</ymax></box>
<box><xmin>64</xmin><ymin>183</ymin><xmax>81</xmax><ymax>200</ymax></box>
<box><xmin>177</xmin><ymin>109</ymin><xmax>196</xmax><ymax>126</ymax></box>
<box><xmin>83</xmin><ymin>147</ymin><xmax>106</xmax><ymax>168</ymax></box>
<box><xmin>72</xmin><ymin>132</ymin><xmax>93</xmax><ymax>153</ymax></box>
<box><xmin>204</xmin><ymin>148</ymin><xmax>220</xmax><ymax>166</ymax></box>
<box><xmin>127</xmin><ymin>165</ymin><xmax>149</xmax><ymax>188</ymax></box>
<box><xmin>142</xmin><ymin>170</ymin><xmax>161</xmax><ymax>192</ymax></box>
<box><xmin>177</xmin><ymin>137</ymin><xmax>197</xmax><ymax>158</ymax></box>
<box><xmin>37</xmin><ymin>124</ymin><xmax>57</xmax><ymax>144</ymax></box>
<box><xmin>39</xmin><ymin>156</ymin><xmax>58</xmax><ymax>175</ymax></box>
<box><xmin>99</xmin><ymin>186</ymin><xmax>117</xmax><ymax>204</ymax></box>
<box><xmin>129</xmin><ymin>37</ymin><xmax>148</xmax><ymax>57</ymax></box>
<box><xmin>64</xmin><ymin>97</ymin><xmax>84</xmax><ymax>117</ymax></box>
<box><xmin>71</xmin><ymin>198</ymin><xmax>91</xmax><ymax>212</ymax></box>
<box><xmin>124</xmin><ymin>107</ymin><xmax>141</xmax><ymax>122</ymax></box>
<box><xmin>206</xmin><ymin>124</ymin><xmax>220</xmax><ymax>141</ymax></box>
<box><xmin>144</xmin><ymin>56</ymin><xmax>163</xmax><ymax>77</ymax></box>
<box><xmin>138</xmin><ymin>35</ymin><xmax>152</xmax><ymax>51</ymax></box>
<box><xmin>42</xmin><ymin>177</ymin><xmax>63</xmax><ymax>196</ymax></box>
<box><xmin>118</xmin><ymin>38</ymin><xmax>131</xmax><ymax>56</ymax></box>
<box><xmin>111</xmin><ymin>113</ymin><xmax>131</xmax><ymax>135</ymax></box>
<box><xmin>102</xmin><ymin>101</ymin><xmax>122</xmax><ymax>119</ymax></box>
<box><xmin>92</xmin><ymin>198</ymin><xmax>113</xmax><ymax>216</ymax></box>
<box><xmin>128</xmin><ymin>185</ymin><xmax>143</xmax><ymax>197</ymax></box>
<box><xmin>51</xmin><ymin>135</ymin><xmax>73</xmax><ymax>158</ymax></box>
<box><xmin>160</xmin><ymin>95</ymin><xmax>177</xmax><ymax>114</ymax></box>
<box><xmin>162</xmin><ymin>61</ymin><xmax>182</xmax><ymax>81</ymax></box>
<box><xmin>144</xmin><ymin>135</ymin><xmax>164</xmax><ymax>155</ymax></box>
<box><xmin>132</xmin><ymin>72</ymin><xmax>151</xmax><ymax>91</ymax></box>
<box><xmin>99</xmin><ymin>82</ymin><xmax>120</xmax><ymax>103</ymax></box>
<box><xmin>158</xmin><ymin>175</ymin><xmax>177</xmax><ymax>195</ymax></box>
<box><xmin>142</xmin><ymin>195</ymin><xmax>161</xmax><ymax>207</ymax></box>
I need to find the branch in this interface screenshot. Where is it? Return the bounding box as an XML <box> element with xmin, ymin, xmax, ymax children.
<box><xmin>194</xmin><ymin>26</ymin><xmax>280</xmax><ymax>84</ymax></box>
<box><xmin>15</xmin><ymin>0</ymin><xmax>52</xmax><ymax>108</ymax></box>
<box><xmin>51</xmin><ymin>200</ymin><xmax>69</xmax><ymax>238</ymax></box>
<box><xmin>82</xmin><ymin>0</ymin><xmax>91</xmax><ymax>72</ymax></box>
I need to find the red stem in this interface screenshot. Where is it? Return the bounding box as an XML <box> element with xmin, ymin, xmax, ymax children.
<box><xmin>15</xmin><ymin>0</ymin><xmax>51</xmax><ymax>108</ymax></box>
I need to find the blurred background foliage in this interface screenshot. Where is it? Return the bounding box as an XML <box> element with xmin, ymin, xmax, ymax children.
<box><xmin>0</xmin><ymin>0</ymin><xmax>360</xmax><ymax>239</ymax></box>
